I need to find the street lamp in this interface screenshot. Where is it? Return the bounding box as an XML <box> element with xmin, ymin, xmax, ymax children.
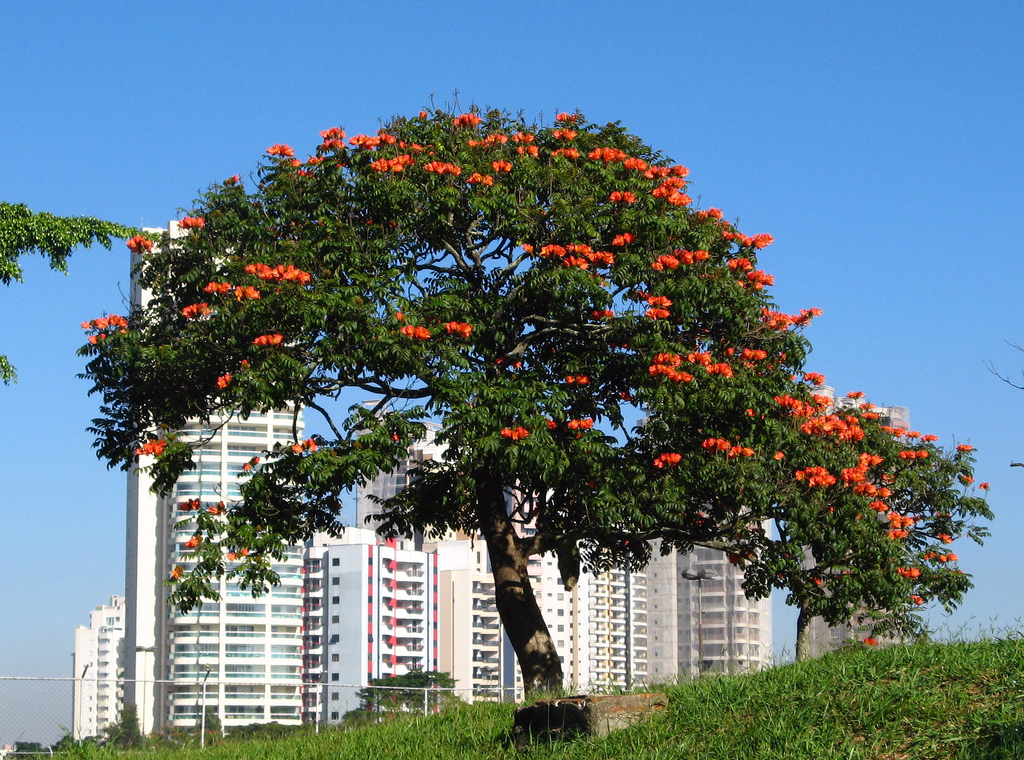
<box><xmin>199</xmin><ymin>665</ymin><xmax>212</xmax><ymax>749</ymax></box>
<box><xmin>681</xmin><ymin>569</ymin><xmax>718</xmax><ymax>674</ymax></box>
<box><xmin>76</xmin><ymin>663</ymin><xmax>90</xmax><ymax>741</ymax></box>
<box><xmin>135</xmin><ymin>646</ymin><xmax>156</xmax><ymax>737</ymax></box>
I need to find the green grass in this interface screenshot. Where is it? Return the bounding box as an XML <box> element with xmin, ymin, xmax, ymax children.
<box><xmin>64</xmin><ymin>638</ymin><xmax>1024</xmax><ymax>760</ymax></box>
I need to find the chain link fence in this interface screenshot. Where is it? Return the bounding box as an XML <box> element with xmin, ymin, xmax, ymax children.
<box><xmin>0</xmin><ymin>676</ymin><xmax>517</xmax><ymax>751</ymax></box>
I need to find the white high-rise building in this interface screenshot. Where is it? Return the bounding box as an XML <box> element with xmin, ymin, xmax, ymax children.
<box><xmin>124</xmin><ymin>224</ymin><xmax>306</xmax><ymax>732</ymax></box>
<box><xmin>124</xmin><ymin>411</ymin><xmax>308</xmax><ymax>732</ymax></box>
<box><xmin>72</xmin><ymin>596</ymin><xmax>125</xmax><ymax>739</ymax></box>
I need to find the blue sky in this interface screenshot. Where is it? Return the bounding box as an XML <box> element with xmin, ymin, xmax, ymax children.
<box><xmin>1</xmin><ymin>0</ymin><xmax>1022</xmax><ymax>683</ymax></box>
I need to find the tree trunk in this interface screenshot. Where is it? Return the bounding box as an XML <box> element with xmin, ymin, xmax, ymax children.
<box><xmin>795</xmin><ymin>605</ymin><xmax>812</xmax><ymax>662</ymax></box>
<box><xmin>476</xmin><ymin>474</ymin><xmax>564</xmax><ymax>694</ymax></box>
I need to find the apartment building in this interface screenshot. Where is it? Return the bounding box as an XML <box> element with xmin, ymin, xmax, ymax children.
<box><xmin>303</xmin><ymin>528</ymin><xmax>439</xmax><ymax>722</ymax></box>
<box><xmin>72</xmin><ymin>596</ymin><xmax>125</xmax><ymax>739</ymax></box>
<box><xmin>124</xmin><ymin>410</ymin><xmax>308</xmax><ymax>732</ymax></box>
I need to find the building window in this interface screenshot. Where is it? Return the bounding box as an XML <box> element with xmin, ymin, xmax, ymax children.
<box><xmin>331</xmin><ymin>673</ymin><xmax>339</xmax><ymax>682</ymax></box>
<box><xmin>332</xmin><ymin>558</ymin><xmax>340</xmax><ymax>566</ymax></box>
<box><xmin>332</xmin><ymin>597</ymin><xmax>340</xmax><ymax>604</ymax></box>
<box><xmin>332</xmin><ymin>616</ymin><xmax>340</xmax><ymax>624</ymax></box>
<box><xmin>332</xmin><ymin>577</ymin><xmax>340</xmax><ymax>585</ymax></box>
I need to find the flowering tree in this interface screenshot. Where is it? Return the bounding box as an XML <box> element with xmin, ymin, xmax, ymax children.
<box><xmin>0</xmin><ymin>202</ymin><xmax>136</xmax><ymax>382</ymax></box>
<box><xmin>77</xmin><ymin>109</ymin><xmax>990</xmax><ymax>689</ymax></box>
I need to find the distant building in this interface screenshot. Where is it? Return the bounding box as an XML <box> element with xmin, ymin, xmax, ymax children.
<box><xmin>803</xmin><ymin>387</ymin><xmax>911</xmax><ymax>659</ymax></box>
<box><xmin>72</xmin><ymin>595</ymin><xmax>125</xmax><ymax>739</ymax></box>
<box><xmin>647</xmin><ymin>546</ymin><xmax>772</xmax><ymax>678</ymax></box>
<box><xmin>355</xmin><ymin>422</ymin><xmax>446</xmax><ymax>536</ymax></box>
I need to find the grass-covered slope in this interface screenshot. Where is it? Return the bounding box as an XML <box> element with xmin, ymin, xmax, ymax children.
<box><xmin>68</xmin><ymin>639</ymin><xmax>1024</xmax><ymax>760</ymax></box>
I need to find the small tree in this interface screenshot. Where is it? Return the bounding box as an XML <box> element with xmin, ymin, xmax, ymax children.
<box><xmin>356</xmin><ymin>670</ymin><xmax>457</xmax><ymax>714</ymax></box>
<box><xmin>77</xmin><ymin>107</ymin><xmax>991</xmax><ymax>691</ymax></box>
<box><xmin>103</xmin><ymin>702</ymin><xmax>143</xmax><ymax>748</ymax></box>
<box><xmin>0</xmin><ymin>202</ymin><xmax>136</xmax><ymax>383</ymax></box>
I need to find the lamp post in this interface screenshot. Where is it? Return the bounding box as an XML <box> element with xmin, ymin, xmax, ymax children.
<box><xmin>76</xmin><ymin>663</ymin><xmax>90</xmax><ymax>741</ymax></box>
<box><xmin>135</xmin><ymin>646</ymin><xmax>155</xmax><ymax>737</ymax></box>
<box><xmin>681</xmin><ymin>569</ymin><xmax>718</xmax><ymax>674</ymax></box>
<box><xmin>199</xmin><ymin>665</ymin><xmax>212</xmax><ymax>748</ymax></box>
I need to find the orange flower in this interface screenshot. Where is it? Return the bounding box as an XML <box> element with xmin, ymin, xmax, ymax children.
<box><xmin>253</xmin><ymin>333</ymin><xmax>284</xmax><ymax>346</ymax></box>
<box><xmin>181</xmin><ymin>303</ymin><xmax>211</xmax><ymax>319</ymax></box>
<box><xmin>611</xmin><ymin>233</ymin><xmax>635</xmax><ymax>246</ymax></box>
<box><xmin>956</xmin><ymin>444</ymin><xmax>974</xmax><ymax>452</ymax></box>
<box><xmin>423</xmin><ymin>161</ymin><xmax>462</xmax><ymax>176</ymax></box>
<box><xmin>453</xmin><ymin>113</ymin><xmax>483</xmax><ymax>128</ymax></box>
<box><xmin>609</xmin><ymin>191</ymin><xmax>637</xmax><ymax>203</ymax></box>
<box><xmin>170</xmin><ymin>566</ymin><xmax>183</xmax><ymax>580</ymax></box>
<box><xmin>399</xmin><ymin>325</ymin><xmax>431</xmax><ymax>340</ymax></box>
<box><xmin>588</xmin><ymin>147</ymin><xmax>627</xmax><ymax>163</ymax></box>
<box><xmin>651</xmin><ymin>254</ymin><xmax>679</xmax><ymax>271</ymax></box>
<box><xmin>204</xmin><ymin>281</ymin><xmax>232</xmax><ymax>294</ymax></box>
<box><xmin>245</xmin><ymin>263</ymin><xmax>312</xmax><ymax>284</ymax></box>
<box><xmin>491</xmin><ymin>160</ymin><xmax>513</xmax><ymax>172</ymax></box>
<box><xmin>567</xmin><ymin>418</ymin><xmax>594</xmax><ymax>430</ymax></box>
<box><xmin>794</xmin><ymin>466</ymin><xmax>837</xmax><ymax>488</ymax></box>
<box><xmin>500</xmin><ymin>426</ymin><xmax>529</xmax><ymax>440</ymax></box>
<box><xmin>179</xmin><ymin>216</ymin><xmax>205</xmax><ymax>229</ymax></box>
<box><xmin>444</xmin><ymin>321</ymin><xmax>473</xmax><ymax>338</ymax></box>
<box><xmin>565</xmin><ymin>375</ymin><xmax>590</xmax><ymax>386</ymax></box>
<box><xmin>135</xmin><ymin>438</ymin><xmax>167</xmax><ymax>457</ymax></box>
<box><xmin>863</xmin><ymin>637</ymin><xmax>878</xmax><ymax>646</ymax></box>
<box><xmin>216</xmin><ymin>373</ymin><xmax>232</xmax><ymax>389</ymax></box>
<box><xmin>466</xmin><ymin>173</ymin><xmax>494</xmax><ymax>186</ymax></box>
<box><xmin>234</xmin><ymin>285</ymin><xmax>261</xmax><ymax>301</ymax></box>
<box><xmin>267</xmin><ymin>143</ymin><xmax>295</xmax><ymax>157</ymax></box>
<box><xmin>653</xmin><ymin>452</ymin><xmax>682</xmax><ymax>468</ymax></box>
<box><xmin>126</xmin><ymin>235</ymin><xmax>153</xmax><ymax>253</ymax></box>
<box><xmin>555</xmin><ymin>112</ymin><xmax>578</xmax><ymax>123</ymax></box>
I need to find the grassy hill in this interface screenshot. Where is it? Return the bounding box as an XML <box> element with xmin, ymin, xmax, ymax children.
<box><xmin>66</xmin><ymin>638</ymin><xmax>1024</xmax><ymax>760</ymax></box>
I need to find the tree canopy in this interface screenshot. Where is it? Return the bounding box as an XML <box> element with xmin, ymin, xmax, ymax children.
<box><xmin>78</xmin><ymin>107</ymin><xmax>991</xmax><ymax>687</ymax></box>
<box><xmin>0</xmin><ymin>202</ymin><xmax>137</xmax><ymax>382</ymax></box>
